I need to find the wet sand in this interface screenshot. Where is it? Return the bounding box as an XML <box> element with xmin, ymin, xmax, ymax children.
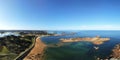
<box><xmin>24</xmin><ymin>37</ymin><xmax>46</xmax><ymax>60</ymax></box>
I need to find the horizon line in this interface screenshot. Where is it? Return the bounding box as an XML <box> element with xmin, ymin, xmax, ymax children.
<box><xmin>0</xmin><ymin>29</ymin><xmax>120</xmax><ymax>31</ymax></box>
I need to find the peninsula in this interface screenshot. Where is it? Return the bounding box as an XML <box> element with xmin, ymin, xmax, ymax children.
<box><xmin>0</xmin><ymin>30</ymin><xmax>53</xmax><ymax>60</ymax></box>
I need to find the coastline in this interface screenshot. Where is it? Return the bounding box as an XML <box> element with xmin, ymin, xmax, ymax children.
<box><xmin>23</xmin><ymin>37</ymin><xmax>47</xmax><ymax>60</ymax></box>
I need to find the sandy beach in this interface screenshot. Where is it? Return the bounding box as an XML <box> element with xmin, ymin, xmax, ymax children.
<box><xmin>24</xmin><ymin>37</ymin><xmax>46</xmax><ymax>60</ymax></box>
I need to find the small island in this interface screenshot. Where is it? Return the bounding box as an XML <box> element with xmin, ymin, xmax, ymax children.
<box><xmin>60</xmin><ymin>36</ymin><xmax>110</xmax><ymax>45</ymax></box>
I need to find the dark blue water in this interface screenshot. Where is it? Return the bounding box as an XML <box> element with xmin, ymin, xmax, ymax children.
<box><xmin>41</xmin><ymin>30</ymin><xmax>120</xmax><ymax>60</ymax></box>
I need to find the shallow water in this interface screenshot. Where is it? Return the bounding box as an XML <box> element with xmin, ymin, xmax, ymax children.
<box><xmin>41</xmin><ymin>30</ymin><xmax>120</xmax><ymax>60</ymax></box>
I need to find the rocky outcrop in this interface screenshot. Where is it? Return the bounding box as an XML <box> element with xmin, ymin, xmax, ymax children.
<box><xmin>110</xmin><ymin>44</ymin><xmax>120</xmax><ymax>59</ymax></box>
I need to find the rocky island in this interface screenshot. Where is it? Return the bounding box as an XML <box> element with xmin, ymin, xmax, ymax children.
<box><xmin>60</xmin><ymin>36</ymin><xmax>110</xmax><ymax>45</ymax></box>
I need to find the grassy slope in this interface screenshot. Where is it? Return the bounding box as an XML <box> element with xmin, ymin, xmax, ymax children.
<box><xmin>0</xmin><ymin>46</ymin><xmax>10</xmax><ymax>55</ymax></box>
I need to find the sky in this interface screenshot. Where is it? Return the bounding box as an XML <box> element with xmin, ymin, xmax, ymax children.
<box><xmin>0</xmin><ymin>0</ymin><xmax>120</xmax><ymax>30</ymax></box>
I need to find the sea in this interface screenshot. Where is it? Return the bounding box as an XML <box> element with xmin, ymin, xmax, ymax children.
<box><xmin>41</xmin><ymin>30</ymin><xmax>120</xmax><ymax>60</ymax></box>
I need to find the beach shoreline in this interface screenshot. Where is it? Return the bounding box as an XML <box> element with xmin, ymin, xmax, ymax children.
<box><xmin>24</xmin><ymin>37</ymin><xmax>46</xmax><ymax>60</ymax></box>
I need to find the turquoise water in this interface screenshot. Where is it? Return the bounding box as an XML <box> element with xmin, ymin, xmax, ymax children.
<box><xmin>41</xmin><ymin>30</ymin><xmax>120</xmax><ymax>60</ymax></box>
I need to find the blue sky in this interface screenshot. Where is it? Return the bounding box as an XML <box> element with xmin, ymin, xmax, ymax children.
<box><xmin>0</xmin><ymin>0</ymin><xmax>120</xmax><ymax>30</ymax></box>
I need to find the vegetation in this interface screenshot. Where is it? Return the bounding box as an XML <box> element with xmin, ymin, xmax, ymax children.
<box><xmin>0</xmin><ymin>35</ymin><xmax>33</xmax><ymax>54</ymax></box>
<box><xmin>0</xmin><ymin>31</ymin><xmax>53</xmax><ymax>60</ymax></box>
<box><xmin>0</xmin><ymin>46</ymin><xmax>10</xmax><ymax>54</ymax></box>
